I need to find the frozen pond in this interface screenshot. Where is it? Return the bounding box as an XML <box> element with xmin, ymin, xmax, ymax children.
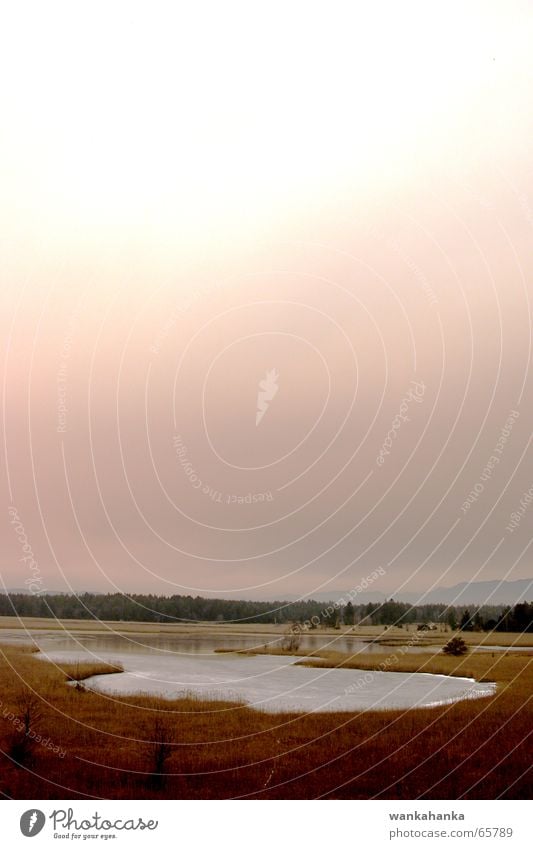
<box><xmin>36</xmin><ymin>648</ymin><xmax>496</xmax><ymax>714</ymax></box>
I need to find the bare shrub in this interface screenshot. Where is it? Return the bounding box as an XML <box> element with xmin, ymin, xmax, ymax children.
<box><xmin>281</xmin><ymin>625</ymin><xmax>301</xmax><ymax>653</ymax></box>
<box><xmin>8</xmin><ymin>688</ymin><xmax>42</xmax><ymax>767</ymax></box>
<box><xmin>149</xmin><ymin>715</ymin><xmax>175</xmax><ymax>789</ymax></box>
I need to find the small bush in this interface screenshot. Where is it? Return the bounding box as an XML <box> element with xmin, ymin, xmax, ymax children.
<box><xmin>442</xmin><ymin>636</ymin><xmax>468</xmax><ymax>656</ymax></box>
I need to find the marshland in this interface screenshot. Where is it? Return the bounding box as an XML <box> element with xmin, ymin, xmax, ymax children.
<box><xmin>1</xmin><ymin>618</ymin><xmax>531</xmax><ymax>799</ymax></box>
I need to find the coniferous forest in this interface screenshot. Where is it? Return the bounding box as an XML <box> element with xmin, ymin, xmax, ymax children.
<box><xmin>1</xmin><ymin>591</ymin><xmax>531</xmax><ymax>632</ymax></box>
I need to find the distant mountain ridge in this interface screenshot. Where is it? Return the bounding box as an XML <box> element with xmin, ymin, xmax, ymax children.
<box><xmin>2</xmin><ymin>578</ymin><xmax>532</xmax><ymax>606</ymax></box>
<box><xmin>292</xmin><ymin>578</ymin><xmax>533</xmax><ymax>606</ymax></box>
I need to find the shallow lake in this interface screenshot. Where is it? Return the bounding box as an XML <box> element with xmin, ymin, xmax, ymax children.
<box><xmin>35</xmin><ymin>646</ymin><xmax>496</xmax><ymax>714</ymax></box>
<box><xmin>0</xmin><ymin>629</ymin><xmax>435</xmax><ymax>655</ymax></box>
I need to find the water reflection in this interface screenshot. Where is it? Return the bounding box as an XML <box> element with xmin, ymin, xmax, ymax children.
<box><xmin>21</xmin><ymin>631</ymin><xmax>434</xmax><ymax>656</ymax></box>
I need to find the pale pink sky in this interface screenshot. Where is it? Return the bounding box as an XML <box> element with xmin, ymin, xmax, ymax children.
<box><xmin>1</xmin><ymin>2</ymin><xmax>532</xmax><ymax>599</ymax></box>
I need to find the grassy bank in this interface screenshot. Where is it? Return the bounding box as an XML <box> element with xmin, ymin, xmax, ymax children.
<box><xmin>294</xmin><ymin>649</ymin><xmax>524</xmax><ymax>683</ymax></box>
<box><xmin>0</xmin><ymin>642</ymin><xmax>531</xmax><ymax>800</ymax></box>
<box><xmin>60</xmin><ymin>661</ymin><xmax>124</xmax><ymax>682</ymax></box>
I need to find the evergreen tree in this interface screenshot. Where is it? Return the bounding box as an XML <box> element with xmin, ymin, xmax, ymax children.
<box><xmin>344</xmin><ymin>601</ymin><xmax>355</xmax><ymax>626</ymax></box>
<box><xmin>460</xmin><ymin>609</ymin><xmax>474</xmax><ymax>631</ymax></box>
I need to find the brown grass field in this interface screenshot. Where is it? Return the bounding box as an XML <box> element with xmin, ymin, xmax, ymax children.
<box><xmin>0</xmin><ymin>636</ymin><xmax>531</xmax><ymax>800</ymax></box>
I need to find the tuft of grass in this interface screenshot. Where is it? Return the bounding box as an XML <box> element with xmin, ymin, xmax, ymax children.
<box><xmin>59</xmin><ymin>661</ymin><xmax>124</xmax><ymax>682</ymax></box>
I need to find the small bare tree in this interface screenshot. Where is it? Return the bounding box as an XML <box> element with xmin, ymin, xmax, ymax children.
<box><xmin>149</xmin><ymin>715</ymin><xmax>175</xmax><ymax>789</ymax></box>
<box><xmin>281</xmin><ymin>624</ymin><xmax>301</xmax><ymax>653</ymax></box>
<box><xmin>9</xmin><ymin>688</ymin><xmax>42</xmax><ymax>766</ymax></box>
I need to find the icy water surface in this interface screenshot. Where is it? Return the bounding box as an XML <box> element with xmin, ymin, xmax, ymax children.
<box><xmin>36</xmin><ymin>647</ymin><xmax>496</xmax><ymax>714</ymax></box>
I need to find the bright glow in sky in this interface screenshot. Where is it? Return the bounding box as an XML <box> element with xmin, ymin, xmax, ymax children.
<box><xmin>2</xmin><ymin>1</ymin><xmax>531</xmax><ymax>259</ymax></box>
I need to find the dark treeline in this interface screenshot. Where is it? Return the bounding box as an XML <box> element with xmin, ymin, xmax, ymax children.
<box><xmin>0</xmin><ymin>592</ymin><xmax>531</xmax><ymax>632</ymax></box>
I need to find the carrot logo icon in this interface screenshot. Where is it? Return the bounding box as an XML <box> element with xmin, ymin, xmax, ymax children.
<box><xmin>256</xmin><ymin>369</ymin><xmax>279</xmax><ymax>426</ymax></box>
<box><xmin>20</xmin><ymin>809</ymin><xmax>46</xmax><ymax>837</ymax></box>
